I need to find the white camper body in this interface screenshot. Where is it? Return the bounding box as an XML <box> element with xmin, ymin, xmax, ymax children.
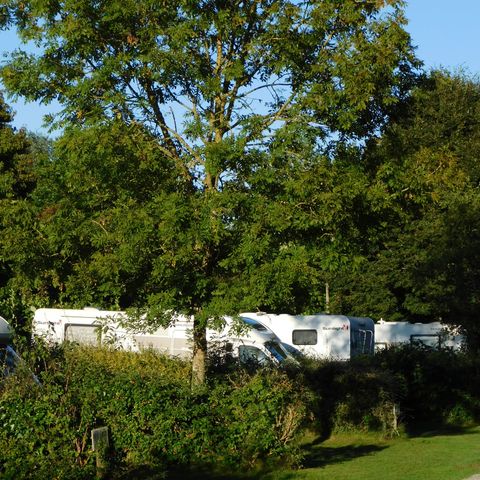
<box><xmin>0</xmin><ymin>316</ymin><xmax>40</xmax><ymax>383</ymax></box>
<box><xmin>32</xmin><ymin>308</ymin><xmax>137</xmax><ymax>350</ymax></box>
<box><xmin>32</xmin><ymin>308</ymin><xmax>294</xmax><ymax>365</ymax></box>
<box><xmin>0</xmin><ymin>316</ymin><xmax>15</xmax><ymax>377</ymax></box>
<box><xmin>134</xmin><ymin>315</ymin><xmax>291</xmax><ymax>364</ymax></box>
<box><xmin>374</xmin><ymin>320</ymin><xmax>464</xmax><ymax>351</ymax></box>
<box><xmin>239</xmin><ymin>312</ymin><xmax>375</xmax><ymax>360</ymax></box>
<box><xmin>0</xmin><ymin>316</ymin><xmax>12</xmax><ymax>345</ymax></box>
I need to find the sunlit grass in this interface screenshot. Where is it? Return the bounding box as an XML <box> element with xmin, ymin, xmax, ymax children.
<box><xmin>263</xmin><ymin>427</ymin><xmax>480</xmax><ymax>480</ymax></box>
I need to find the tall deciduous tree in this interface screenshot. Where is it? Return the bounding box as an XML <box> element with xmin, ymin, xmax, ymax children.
<box><xmin>0</xmin><ymin>93</ymin><xmax>51</xmax><ymax>330</ymax></box>
<box><xmin>338</xmin><ymin>71</ymin><xmax>480</xmax><ymax>347</ymax></box>
<box><xmin>0</xmin><ymin>121</ymin><xmax>178</xmax><ymax>310</ymax></box>
<box><xmin>1</xmin><ymin>0</ymin><xmax>417</xmax><ymax>383</ymax></box>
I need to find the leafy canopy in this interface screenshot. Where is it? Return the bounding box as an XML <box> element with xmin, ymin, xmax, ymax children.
<box><xmin>0</xmin><ymin>1</ymin><xmax>420</xmax><ymax>380</ymax></box>
<box><xmin>1</xmin><ymin>0</ymin><xmax>417</xmax><ymax>171</ymax></box>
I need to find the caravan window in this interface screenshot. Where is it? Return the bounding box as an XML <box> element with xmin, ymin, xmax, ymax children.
<box><xmin>292</xmin><ymin>329</ymin><xmax>317</xmax><ymax>345</ymax></box>
<box><xmin>238</xmin><ymin>345</ymin><xmax>268</xmax><ymax>364</ymax></box>
<box><xmin>265</xmin><ymin>341</ymin><xmax>288</xmax><ymax>361</ymax></box>
<box><xmin>64</xmin><ymin>324</ymin><xmax>100</xmax><ymax>345</ymax></box>
<box><xmin>410</xmin><ymin>334</ymin><xmax>441</xmax><ymax>348</ymax></box>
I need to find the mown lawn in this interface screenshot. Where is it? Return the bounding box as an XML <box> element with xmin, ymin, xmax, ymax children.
<box><xmin>263</xmin><ymin>426</ymin><xmax>480</xmax><ymax>480</ymax></box>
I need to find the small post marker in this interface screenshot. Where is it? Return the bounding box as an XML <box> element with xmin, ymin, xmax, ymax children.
<box><xmin>91</xmin><ymin>427</ymin><xmax>109</xmax><ymax>479</ymax></box>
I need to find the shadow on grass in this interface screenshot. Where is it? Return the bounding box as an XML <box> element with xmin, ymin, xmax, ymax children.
<box><xmin>405</xmin><ymin>423</ymin><xmax>480</xmax><ymax>439</ymax></box>
<box><xmin>166</xmin><ymin>466</ymin><xmax>253</xmax><ymax>480</ymax></box>
<box><xmin>112</xmin><ymin>463</ymin><xmax>260</xmax><ymax>480</ymax></box>
<box><xmin>301</xmin><ymin>442</ymin><xmax>387</xmax><ymax>469</ymax></box>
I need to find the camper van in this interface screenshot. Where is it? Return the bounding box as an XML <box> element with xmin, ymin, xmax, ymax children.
<box><xmin>0</xmin><ymin>316</ymin><xmax>39</xmax><ymax>382</ymax></box>
<box><xmin>374</xmin><ymin>320</ymin><xmax>464</xmax><ymax>351</ymax></box>
<box><xmin>239</xmin><ymin>312</ymin><xmax>375</xmax><ymax>360</ymax></box>
<box><xmin>0</xmin><ymin>316</ymin><xmax>11</xmax><ymax>345</ymax></box>
<box><xmin>32</xmin><ymin>308</ymin><xmax>295</xmax><ymax>365</ymax></box>
<box><xmin>0</xmin><ymin>316</ymin><xmax>15</xmax><ymax>377</ymax></box>
<box><xmin>32</xmin><ymin>307</ymin><xmax>137</xmax><ymax>350</ymax></box>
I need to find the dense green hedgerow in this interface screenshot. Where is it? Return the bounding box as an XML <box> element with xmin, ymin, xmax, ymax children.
<box><xmin>2</xmin><ymin>342</ymin><xmax>480</xmax><ymax>479</ymax></box>
<box><xmin>293</xmin><ymin>344</ymin><xmax>480</xmax><ymax>438</ymax></box>
<box><xmin>373</xmin><ymin>344</ymin><xmax>480</xmax><ymax>427</ymax></box>
<box><xmin>0</xmin><ymin>344</ymin><xmax>306</xmax><ymax>479</ymax></box>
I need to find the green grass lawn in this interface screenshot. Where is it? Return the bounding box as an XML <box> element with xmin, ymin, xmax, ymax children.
<box><xmin>263</xmin><ymin>426</ymin><xmax>480</xmax><ymax>480</ymax></box>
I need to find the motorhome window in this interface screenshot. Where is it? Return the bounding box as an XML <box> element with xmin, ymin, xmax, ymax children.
<box><xmin>281</xmin><ymin>342</ymin><xmax>303</xmax><ymax>358</ymax></box>
<box><xmin>240</xmin><ymin>317</ymin><xmax>268</xmax><ymax>331</ymax></box>
<box><xmin>65</xmin><ymin>324</ymin><xmax>100</xmax><ymax>345</ymax></box>
<box><xmin>1</xmin><ymin>345</ymin><xmax>18</xmax><ymax>377</ymax></box>
<box><xmin>410</xmin><ymin>334</ymin><xmax>441</xmax><ymax>348</ymax></box>
<box><xmin>292</xmin><ymin>329</ymin><xmax>317</xmax><ymax>345</ymax></box>
<box><xmin>238</xmin><ymin>345</ymin><xmax>268</xmax><ymax>364</ymax></box>
<box><xmin>265</xmin><ymin>341</ymin><xmax>288</xmax><ymax>361</ymax></box>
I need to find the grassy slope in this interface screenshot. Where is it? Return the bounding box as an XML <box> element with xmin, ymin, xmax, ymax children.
<box><xmin>263</xmin><ymin>427</ymin><xmax>480</xmax><ymax>480</ymax></box>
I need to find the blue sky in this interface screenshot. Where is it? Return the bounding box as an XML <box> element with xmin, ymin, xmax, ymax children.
<box><xmin>1</xmin><ymin>0</ymin><xmax>480</xmax><ymax>136</ymax></box>
<box><xmin>406</xmin><ymin>0</ymin><xmax>480</xmax><ymax>73</ymax></box>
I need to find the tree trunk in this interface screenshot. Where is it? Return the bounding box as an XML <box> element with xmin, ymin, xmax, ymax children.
<box><xmin>191</xmin><ymin>318</ymin><xmax>207</xmax><ymax>387</ymax></box>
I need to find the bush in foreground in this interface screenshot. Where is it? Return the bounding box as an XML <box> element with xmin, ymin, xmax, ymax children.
<box><xmin>0</xmin><ymin>344</ymin><xmax>306</xmax><ymax>479</ymax></box>
<box><xmin>3</xmin><ymin>342</ymin><xmax>480</xmax><ymax>479</ymax></box>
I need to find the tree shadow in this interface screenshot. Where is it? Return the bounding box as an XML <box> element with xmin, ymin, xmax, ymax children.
<box><xmin>405</xmin><ymin>423</ymin><xmax>480</xmax><ymax>438</ymax></box>
<box><xmin>165</xmin><ymin>466</ymin><xmax>251</xmax><ymax>480</ymax></box>
<box><xmin>112</xmin><ymin>463</ymin><xmax>257</xmax><ymax>480</ymax></box>
<box><xmin>301</xmin><ymin>442</ymin><xmax>387</xmax><ymax>469</ymax></box>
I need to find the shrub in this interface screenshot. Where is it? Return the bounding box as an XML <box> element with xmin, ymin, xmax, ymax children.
<box><xmin>294</xmin><ymin>357</ymin><xmax>405</xmax><ymax>438</ymax></box>
<box><xmin>374</xmin><ymin>344</ymin><xmax>480</xmax><ymax>426</ymax></box>
<box><xmin>0</xmin><ymin>344</ymin><xmax>306</xmax><ymax>478</ymax></box>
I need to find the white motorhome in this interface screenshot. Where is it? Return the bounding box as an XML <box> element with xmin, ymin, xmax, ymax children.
<box><xmin>374</xmin><ymin>320</ymin><xmax>464</xmax><ymax>351</ymax></box>
<box><xmin>32</xmin><ymin>308</ymin><xmax>294</xmax><ymax>365</ymax></box>
<box><xmin>32</xmin><ymin>308</ymin><xmax>137</xmax><ymax>350</ymax></box>
<box><xmin>1</xmin><ymin>316</ymin><xmax>17</xmax><ymax>376</ymax></box>
<box><xmin>0</xmin><ymin>316</ymin><xmax>39</xmax><ymax>382</ymax></box>
<box><xmin>239</xmin><ymin>312</ymin><xmax>375</xmax><ymax>360</ymax></box>
<box><xmin>0</xmin><ymin>316</ymin><xmax>11</xmax><ymax>345</ymax></box>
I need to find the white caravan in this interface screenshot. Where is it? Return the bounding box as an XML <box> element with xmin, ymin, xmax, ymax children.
<box><xmin>239</xmin><ymin>312</ymin><xmax>375</xmax><ymax>360</ymax></box>
<box><xmin>32</xmin><ymin>308</ymin><xmax>137</xmax><ymax>350</ymax></box>
<box><xmin>0</xmin><ymin>316</ymin><xmax>39</xmax><ymax>383</ymax></box>
<box><xmin>374</xmin><ymin>320</ymin><xmax>464</xmax><ymax>351</ymax></box>
<box><xmin>0</xmin><ymin>316</ymin><xmax>11</xmax><ymax>345</ymax></box>
<box><xmin>1</xmin><ymin>316</ymin><xmax>18</xmax><ymax>376</ymax></box>
<box><xmin>32</xmin><ymin>308</ymin><xmax>294</xmax><ymax>365</ymax></box>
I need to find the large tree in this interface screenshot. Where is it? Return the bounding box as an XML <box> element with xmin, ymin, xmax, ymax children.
<box><xmin>0</xmin><ymin>121</ymin><xmax>178</xmax><ymax>309</ymax></box>
<box><xmin>1</xmin><ymin>0</ymin><xmax>417</xmax><ymax>383</ymax></box>
<box><xmin>0</xmin><ymin>93</ymin><xmax>50</xmax><ymax>330</ymax></box>
<box><xmin>336</xmin><ymin>71</ymin><xmax>480</xmax><ymax>347</ymax></box>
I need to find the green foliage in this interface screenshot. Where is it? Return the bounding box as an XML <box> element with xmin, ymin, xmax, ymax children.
<box><xmin>294</xmin><ymin>357</ymin><xmax>405</xmax><ymax>438</ymax></box>
<box><xmin>0</xmin><ymin>0</ymin><xmax>418</xmax><ymax>321</ymax></box>
<box><xmin>0</xmin><ymin>120</ymin><xmax>180</xmax><ymax>310</ymax></box>
<box><xmin>1</xmin><ymin>0</ymin><xmax>417</xmax><ymax>144</ymax></box>
<box><xmin>0</xmin><ymin>94</ymin><xmax>51</xmax><ymax>332</ymax></box>
<box><xmin>0</xmin><ymin>344</ymin><xmax>306</xmax><ymax>478</ymax></box>
<box><xmin>3</xmin><ymin>343</ymin><xmax>480</xmax><ymax>477</ymax></box>
<box><xmin>329</xmin><ymin>71</ymin><xmax>480</xmax><ymax>345</ymax></box>
<box><xmin>289</xmin><ymin>346</ymin><xmax>480</xmax><ymax>440</ymax></box>
<box><xmin>0</xmin><ymin>0</ymin><xmax>421</xmax><ymax>384</ymax></box>
<box><xmin>374</xmin><ymin>344</ymin><xmax>480</xmax><ymax>427</ymax></box>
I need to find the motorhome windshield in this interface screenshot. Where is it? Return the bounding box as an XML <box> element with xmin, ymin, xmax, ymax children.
<box><xmin>240</xmin><ymin>317</ymin><xmax>268</xmax><ymax>331</ymax></box>
<box><xmin>0</xmin><ymin>345</ymin><xmax>17</xmax><ymax>377</ymax></box>
<box><xmin>265</xmin><ymin>341</ymin><xmax>289</xmax><ymax>362</ymax></box>
<box><xmin>0</xmin><ymin>345</ymin><xmax>41</xmax><ymax>385</ymax></box>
